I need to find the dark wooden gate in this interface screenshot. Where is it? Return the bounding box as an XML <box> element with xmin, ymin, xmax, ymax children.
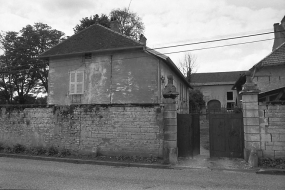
<box><xmin>177</xmin><ymin>113</ymin><xmax>200</xmax><ymax>157</ymax></box>
<box><xmin>209</xmin><ymin>110</ymin><xmax>244</xmax><ymax>158</ymax></box>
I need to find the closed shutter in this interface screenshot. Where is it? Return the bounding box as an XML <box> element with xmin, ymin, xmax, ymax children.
<box><xmin>69</xmin><ymin>72</ymin><xmax>76</xmax><ymax>94</ymax></box>
<box><xmin>76</xmin><ymin>71</ymin><xmax>84</xmax><ymax>94</ymax></box>
<box><xmin>69</xmin><ymin>71</ymin><xmax>84</xmax><ymax>94</ymax></box>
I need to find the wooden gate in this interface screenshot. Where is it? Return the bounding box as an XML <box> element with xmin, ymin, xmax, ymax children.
<box><xmin>209</xmin><ymin>109</ymin><xmax>244</xmax><ymax>158</ymax></box>
<box><xmin>177</xmin><ymin>113</ymin><xmax>200</xmax><ymax>157</ymax></box>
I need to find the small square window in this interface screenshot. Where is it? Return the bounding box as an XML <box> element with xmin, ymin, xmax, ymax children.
<box><xmin>227</xmin><ymin>92</ymin><xmax>233</xmax><ymax>101</ymax></box>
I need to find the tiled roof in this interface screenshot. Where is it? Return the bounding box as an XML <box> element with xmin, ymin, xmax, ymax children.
<box><xmin>39</xmin><ymin>24</ymin><xmax>143</xmax><ymax>57</ymax></box>
<box><xmin>251</xmin><ymin>42</ymin><xmax>285</xmax><ymax>69</ymax></box>
<box><xmin>191</xmin><ymin>71</ymin><xmax>245</xmax><ymax>85</ymax></box>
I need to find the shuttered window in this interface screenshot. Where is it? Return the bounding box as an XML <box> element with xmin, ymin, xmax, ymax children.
<box><xmin>69</xmin><ymin>71</ymin><xmax>84</xmax><ymax>94</ymax></box>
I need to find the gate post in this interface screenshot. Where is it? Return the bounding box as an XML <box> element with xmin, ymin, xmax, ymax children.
<box><xmin>162</xmin><ymin>75</ymin><xmax>179</xmax><ymax>165</ymax></box>
<box><xmin>240</xmin><ymin>71</ymin><xmax>260</xmax><ymax>162</ymax></box>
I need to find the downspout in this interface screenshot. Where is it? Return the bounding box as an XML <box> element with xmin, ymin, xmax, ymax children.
<box><xmin>110</xmin><ymin>55</ymin><xmax>113</xmax><ymax>104</ymax></box>
<box><xmin>158</xmin><ymin>59</ymin><xmax>161</xmax><ymax>103</ymax></box>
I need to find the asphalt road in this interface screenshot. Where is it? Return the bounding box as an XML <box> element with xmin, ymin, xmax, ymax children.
<box><xmin>0</xmin><ymin>157</ymin><xmax>284</xmax><ymax>190</ymax></box>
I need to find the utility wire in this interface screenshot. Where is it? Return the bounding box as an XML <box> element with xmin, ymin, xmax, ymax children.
<box><xmin>150</xmin><ymin>30</ymin><xmax>284</xmax><ymax>50</ymax></box>
<box><xmin>161</xmin><ymin>38</ymin><xmax>274</xmax><ymax>55</ymax></box>
<box><xmin>0</xmin><ymin>37</ymin><xmax>276</xmax><ymax>74</ymax></box>
<box><xmin>1</xmin><ymin>30</ymin><xmax>283</xmax><ymax>73</ymax></box>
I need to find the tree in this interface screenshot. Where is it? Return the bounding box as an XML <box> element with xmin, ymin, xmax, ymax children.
<box><xmin>189</xmin><ymin>89</ymin><xmax>205</xmax><ymax>111</ymax></box>
<box><xmin>110</xmin><ymin>8</ymin><xmax>145</xmax><ymax>40</ymax></box>
<box><xmin>73</xmin><ymin>14</ymin><xmax>110</xmax><ymax>33</ymax></box>
<box><xmin>178</xmin><ymin>53</ymin><xmax>198</xmax><ymax>83</ymax></box>
<box><xmin>0</xmin><ymin>23</ymin><xmax>64</xmax><ymax>104</ymax></box>
<box><xmin>74</xmin><ymin>8</ymin><xmax>145</xmax><ymax>40</ymax></box>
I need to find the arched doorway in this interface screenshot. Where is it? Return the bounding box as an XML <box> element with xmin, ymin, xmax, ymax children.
<box><xmin>207</xmin><ymin>100</ymin><xmax>221</xmax><ymax>111</ymax></box>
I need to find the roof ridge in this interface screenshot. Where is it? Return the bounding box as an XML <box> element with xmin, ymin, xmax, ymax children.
<box><xmin>250</xmin><ymin>41</ymin><xmax>285</xmax><ymax>70</ymax></box>
<box><xmin>95</xmin><ymin>24</ymin><xmax>143</xmax><ymax>46</ymax></box>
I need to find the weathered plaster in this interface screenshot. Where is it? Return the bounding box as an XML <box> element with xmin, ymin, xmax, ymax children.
<box><xmin>160</xmin><ymin>60</ymin><xmax>189</xmax><ymax>113</ymax></box>
<box><xmin>48</xmin><ymin>50</ymin><xmax>189</xmax><ymax>108</ymax></box>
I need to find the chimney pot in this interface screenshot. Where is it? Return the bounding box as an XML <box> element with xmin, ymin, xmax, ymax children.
<box><xmin>139</xmin><ymin>34</ymin><xmax>147</xmax><ymax>46</ymax></box>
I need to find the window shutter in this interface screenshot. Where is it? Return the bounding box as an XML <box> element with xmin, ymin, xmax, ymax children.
<box><xmin>69</xmin><ymin>72</ymin><xmax>76</xmax><ymax>94</ymax></box>
<box><xmin>76</xmin><ymin>71</ymin><xmax>84</xmax><ymax>94</ymax></box>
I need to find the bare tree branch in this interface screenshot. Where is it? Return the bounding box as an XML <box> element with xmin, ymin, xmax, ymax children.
<box><xmin>178</xmin><ymin>53</ymin><xmax>198</xmax><ymax>82</ymax></box>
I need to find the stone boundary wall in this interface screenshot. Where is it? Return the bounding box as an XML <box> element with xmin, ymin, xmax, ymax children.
<box><xmin>0</xmin><ymin>104</ymin><xmax>164</xmax><ymax>157</ymax></box>
<box><xmin>259</xmin><ymin>104</ymin><xmax>285</xmax><ymax>158</ymax></box>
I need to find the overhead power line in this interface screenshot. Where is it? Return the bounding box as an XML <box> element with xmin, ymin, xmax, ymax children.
<box><xmin>160</xmin><ymin>38</ymin><xmax>274</xmax><ymax>55</ymax></box>
<box><xmin>151</xmin><ymin>30</ymin><xmax>284</xmax><ymax>50</ymax></box>
<box><xmin>0</xmin><ymin>37</ymin><xmax>276</xmax><ymax>74</ymax></box>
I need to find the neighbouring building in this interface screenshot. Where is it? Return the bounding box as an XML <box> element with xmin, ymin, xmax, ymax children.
<box><xmin>232</xmin><ymin>16</ymin><xmax>285</xmax><ymax>103</ymax></box>
<box><xmin>191</xmin><ymin>71</ymin><xmax>245</xmax><ymax>110</ymax></box>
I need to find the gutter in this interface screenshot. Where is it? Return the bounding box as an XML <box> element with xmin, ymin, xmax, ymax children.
<box><xmin>39</xmin><ymin>46</ymin><xmax>144</xmax><ymax>58</ymax></box>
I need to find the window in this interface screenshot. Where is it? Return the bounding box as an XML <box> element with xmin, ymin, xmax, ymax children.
<box><xmin>69</xmin><ymin>71</ymin><xmax>84</xmax><ymax>94</ymax></box>
<box><xmin>227</xmin><ymin>91</ymin><xmax>233</xmax><ymax>101</ymax></box>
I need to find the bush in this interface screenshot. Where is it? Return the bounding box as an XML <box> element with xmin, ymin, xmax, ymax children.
<box><xmin>58</xmin><ymin>148</ymin><xmax>71</xmax><ymax>157</ymax></box>
<box><xmin>259</xmin><ymin>158</ymin><xmax>285</xmax><ymax>169</ymax></box>
<box><xmin>30</xmin><ymin>146</ymin><xmax>47</xmax><ymax>155</ymax></box>
<box><xmin>47</xmin><ymin>146</ymin><xmax>59</xmax><ymax>156</ymax></box>
<box><xmin>3</xmin><ymin>145</ymin><xmax>13</xmax><ymax>153</ymax></box>
<box><xmin>12</xmin><ymin>144</ymin><xmax>26</xmax><ymax>153</ymax></box>
<box><xmin>0</xmin><ymin>143</ymin><xmax>4</xmax><ymax>152</ymax></box>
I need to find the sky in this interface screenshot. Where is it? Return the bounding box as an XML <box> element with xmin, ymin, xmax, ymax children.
<box><xmin>0</xmin><ymin>0</ymin><xmax>284</xmax><ymax>73</ymax></box>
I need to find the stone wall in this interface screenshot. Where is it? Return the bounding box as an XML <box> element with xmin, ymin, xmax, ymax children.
<box><xmin>0</xmin><ymin>104</ymin><xmax>164</xmax><ymax>157</ymax></box>
<box><xmin>241</xmin><ymin>73</ymin><xmax>285</xmax><ymax>160</ymax></box>
<box><xmin>259</xmin><ymin>104</ymin><xmax>285</xmax><ymax>158</ymax></box>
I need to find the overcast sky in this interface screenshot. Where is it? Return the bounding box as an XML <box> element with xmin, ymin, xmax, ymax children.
<box><xmin>0</xmin><ymin>0</ymin><xmax>284</xmax><ymax>73</ymax></box>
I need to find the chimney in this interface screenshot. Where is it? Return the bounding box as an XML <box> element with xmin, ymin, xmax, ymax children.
<box><xmin>110</xmin><ymin>17</ymin><xmax>120</xmax><ymax>33</ymax></box>
<box><xmin>272</xmin><ymin>16</ymin><xmax>285</xmax><ymax>51</ymax></box>
<box><xmin>139</xmin><ymin>34</ymin><xmax>147</xmax><ymax>46</ymax></box>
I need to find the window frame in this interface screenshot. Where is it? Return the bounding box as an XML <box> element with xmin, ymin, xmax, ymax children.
<box><xmin>69</xmin><ymin>70</ymin><xmax>85</xmax><ymax>95</ymax></box>
<box><xmin>227</xmin><ymin>91</ymin><xmax>234</xmax><ymax>101</ymax></box>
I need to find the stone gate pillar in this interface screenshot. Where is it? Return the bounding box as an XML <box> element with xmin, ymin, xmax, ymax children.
<box><xmin>162</xmin><ymin>75</ymin><xmax>179</xmax><ymax>165</ymax></box>
<box><xmin>240</xmin><ymin>71</ymin><xmax>260</xmax><ymax>162</ymax></box>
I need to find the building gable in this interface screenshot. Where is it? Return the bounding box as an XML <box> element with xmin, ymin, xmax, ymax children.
<box><xmin>40</xmin><ymin>24</ymin><xmax>143</xmax><ymax>58</ymax></box>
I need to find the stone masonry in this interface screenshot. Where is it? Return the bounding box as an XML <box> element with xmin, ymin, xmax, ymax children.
<box><xmin>0</xmin><ymin>104</ymin><xmax>164</xmax><ymax>157</ymax></box>
<box><xmin>241</xmin><ymin>71</ymin><xmax>285</xmax><ymax>159</ymax></box>
<box><xmin>259</xmin><ymin>104</ymin><xmax>285</xmax><ymax>158</ymax></box>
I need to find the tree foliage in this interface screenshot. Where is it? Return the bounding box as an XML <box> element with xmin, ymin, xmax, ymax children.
<box><xmin>0</xmin><ymin>23</ymin><xmax>64</xmax><ymax>104</ymax></box>
<box><xmin>74</xmin><ymin>8</ymin><xmax>145</xmax><ymax>40</ymax></box>
<box><xmin>189</xmin><ymin>89</ymin><xmax>205</xmax><ymax>110</ymax></box>
<box><xmin>110</xmin><ymin>8</ymin><xmax>144</xmax><ymax>40</ymax></box>
<box><xmin>73</xmin><ymin>14</ymin><xmax>110</xmax><ymax>33</ymax></box>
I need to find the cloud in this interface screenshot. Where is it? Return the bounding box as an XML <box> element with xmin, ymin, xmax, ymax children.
<box><xmin>0</xmin><ymin>0</ymin><xmax>284</xmax><ymax>73</ymax></box>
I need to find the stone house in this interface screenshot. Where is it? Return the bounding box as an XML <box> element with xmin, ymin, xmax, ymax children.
<box><xmin>233</xmin><ymin>16</ymin><xmax>285</xmax><ymax>104</ymax></box>
<box><xmin>39</xmin><ymin>21</ymin><xmax>190</xmax><ymax>113</ymax></box>
<box><xmin>191</xmin><ymin>71</ymin><xmax>245</xmax><ymax>110</ymax></box>
<box><xmin>232</xmin><ymin>44</ymin><xmax>285</xmax><ymax>103</ymax></box>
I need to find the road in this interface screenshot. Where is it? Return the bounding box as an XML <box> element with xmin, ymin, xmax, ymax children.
<box><xmin>0</xmin><ymin>157</ymin><xmax>284</xmax><ymax>190</ymax></box>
